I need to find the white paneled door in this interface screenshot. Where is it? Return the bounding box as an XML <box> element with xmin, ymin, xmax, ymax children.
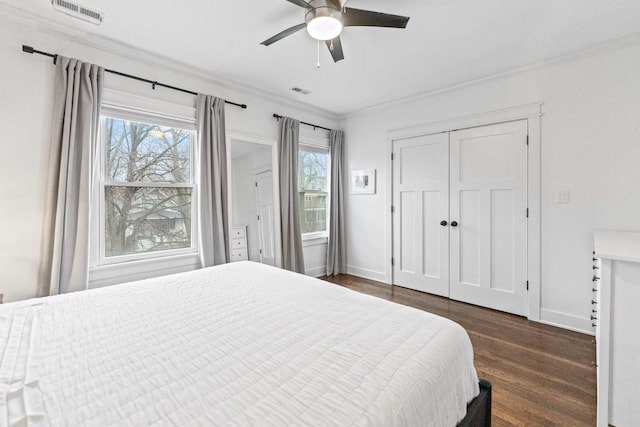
<box><xmin>393</xmin><ymin>120</ymin><xmax>528</xmax><ymax>316</ymax></box>
<box><xmin>393</xmin><ymin>133</ymin><xmax>450</xmax><ymax>297</ymax></box>
<box><xmin>255</xmin><ymin>170</ymin><xmax>276</xmax><ymax>266</ymax></box>
<box><xmin>449</xmin><ymin>121</ymin><xmax>528</xmax><ymax>315</ymax></box>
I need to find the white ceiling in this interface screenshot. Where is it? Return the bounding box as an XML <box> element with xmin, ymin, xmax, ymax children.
<box><xmin>5</xmin><ymin>0</ymin><xmax>640</xmax><ymax>115</ymax></box>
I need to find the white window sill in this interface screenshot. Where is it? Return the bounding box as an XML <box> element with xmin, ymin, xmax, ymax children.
<box><xmin>302</xmin><ymin>234</ymin><xmax>328</xmax><ymax>247</ymax></box>
<box><xmin>89</xmin><ymin>253</ymin><xmax>201</xmax><ymax>289</ymax></box>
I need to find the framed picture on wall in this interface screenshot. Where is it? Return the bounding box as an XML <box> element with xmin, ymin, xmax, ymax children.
<box><xmin>350</xmin><ymin>169</ymin><xmax>376</xmax><ymax>194</ymax></box>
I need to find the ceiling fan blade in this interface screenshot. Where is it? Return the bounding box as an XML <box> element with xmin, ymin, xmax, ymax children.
<box><xmin>285</xmin><ymin>0</ymin><xmax>312</xmax><ymax>9</ymax></box>
<box><xmin>342</xmin><ymin>7</ymin><xmax>410</xmax><ymax>28</ymax></box>
<box><xmin>325</xmin><ymin>37</ymin><xmax>344</xmax><ymax>62</ymax></box>
<box><xmin>325</xmin><ymin>0</ymin><xmax>342</xmax><ymax>9</ymax></box>
<box><xmin>261</xmin><ymin>23</ymin><xmax>307</xmax><ymax>46</ymax></box>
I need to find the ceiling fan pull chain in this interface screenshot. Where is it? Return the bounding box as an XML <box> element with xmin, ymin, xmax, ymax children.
<box><xmin>316</xmin><ymin>39</ymin><xmax>320</xmax><ymax>68</ymax></box>
<box><xmin>330</xmin><ymin>39</ymin><xmax>334</xmax><ymax>51</ymax></box>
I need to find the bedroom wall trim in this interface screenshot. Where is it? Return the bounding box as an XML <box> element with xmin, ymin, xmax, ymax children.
<box><xmin>345</xmin><ymin>33</ymin><xmax>640</xmax><ymax>118</ymax></box>
<box><xmin>346</xmin><ymin>265</ymin><xmax>388</xmax><ymax>284</ymax></box>
<box><xmin>540</xmin><ymin>308</ymin><xmax>593</xmax><ymax>335</ymax></box>
<box><xmin>385</xmin><ymin>103</ymin><xmax>543</xmax><ymax>322</ymax></box>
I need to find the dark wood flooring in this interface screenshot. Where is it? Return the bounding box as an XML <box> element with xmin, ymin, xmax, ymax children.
<box><xmin>321</xmin><ymin>274</ymin><xmax>596</xmax><ymax>427</ymax></box>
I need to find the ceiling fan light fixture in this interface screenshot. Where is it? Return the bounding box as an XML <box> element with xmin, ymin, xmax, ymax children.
<box><xmin>305</xmin><ymin>6</ymin><xmax>343</xmax><ymax>41</ymax></box>
<box><xmin>307</xmin><ymin>16</ymin><xmax>343</xmax><ymax>40</ymax></box>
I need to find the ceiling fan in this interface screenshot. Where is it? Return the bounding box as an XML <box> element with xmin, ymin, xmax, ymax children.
<box><xmin>261</xmin><ymin>0</ymin><xmax>410</xmax><ymax>63</ymax></box>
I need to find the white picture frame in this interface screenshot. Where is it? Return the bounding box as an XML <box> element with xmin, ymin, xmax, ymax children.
<box><xmin>350</xmin><ymin>169</ymin><xmax>376</xmax><ymax>194</ymax></box>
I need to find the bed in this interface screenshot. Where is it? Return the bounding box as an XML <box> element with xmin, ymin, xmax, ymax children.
<box><xmin>0</xmin><ymin>261</ymin><xmax>490</xmax><ymax>426</ymax></box>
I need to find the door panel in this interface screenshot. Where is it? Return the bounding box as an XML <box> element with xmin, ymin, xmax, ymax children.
<box><xmin>459</xmin><ymin>189</ymin><xmax>481</xmax><ymax>287</ymax></box>
<box><xmin>491</xmin><ymin>189</ymin><xmax>515</xmax><ymax>292</ymax></box>
<box><xmin>255</xmin><ymin>171</ymin><xmax>276</xmax><ymax>266</ymax></box>
<box><xmin>449</xmin><ymin>121</ymin><xmax>528</xmax><ymax>316</ymax></box>
<box><xmin>423</xmin><ymin>191</ymin><xmax>441</xmax><ymax>278</ymax></box>
<box><xmin>400</xmin><ymin>192</ymin><xmax>416</xmax><ymax>273</ymax></box>
<box><xmin>393</xmin><ymin>133</ymin><xmax>449</xmax><ymax>297</ymax></box>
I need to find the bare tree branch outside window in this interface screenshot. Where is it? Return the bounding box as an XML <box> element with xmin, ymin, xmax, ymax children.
<box><xmin>103</xmin><ymin>118</ymin><xmax>193</xmax><ymax>257</ymax></box>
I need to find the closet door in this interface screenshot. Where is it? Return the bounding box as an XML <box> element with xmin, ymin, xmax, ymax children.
<box><xmin>392</xmin><ymin>133</ymin><xmax>449</xmax><ymax>297</ymax></box>
<box><xmin>449</xmin><ymin>120</ymin><xmax>528</xmax><ymax>316</ymax></box>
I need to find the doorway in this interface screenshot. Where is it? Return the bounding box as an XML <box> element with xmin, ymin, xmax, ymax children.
<box><xmin>229</xmin><ymin>135</ymin><xmax>280</xmax><ymax>267</ymax></box>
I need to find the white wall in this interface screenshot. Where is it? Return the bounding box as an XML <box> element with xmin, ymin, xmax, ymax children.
<box><xmin>0</xmin><ymin>13</ymin><xmax>338</xmax><ymax>302</ymax></box>
<box><xmin>342</xmin><ymin>39</ymin><xmax>640</xmax><ymax>334</ymax></box>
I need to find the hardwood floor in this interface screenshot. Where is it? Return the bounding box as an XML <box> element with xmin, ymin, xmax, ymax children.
<box><xmin>321</xmin><ymin>274</ymin><xmax>597</xmax><ymax>427</ymax></box>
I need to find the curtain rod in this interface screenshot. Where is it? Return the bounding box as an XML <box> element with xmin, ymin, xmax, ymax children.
<box><xmin>272</xmin><ymin>114</ymin><xmax>332</xmax><ymax>132</ymax></box>
<box><xmin>22</xmin><ymin>45</ymin><xmax>248</xmax><ymax>110</ymax></box>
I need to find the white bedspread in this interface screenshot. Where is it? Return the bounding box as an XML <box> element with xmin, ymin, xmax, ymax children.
<box><xmin>0</xmin><ymin>262</ymin><xmax>479</xmax><ymax>426</ymax></box>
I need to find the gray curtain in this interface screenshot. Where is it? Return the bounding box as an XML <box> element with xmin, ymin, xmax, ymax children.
<box><xmin>326</xmin><ymin>129</ymin><xmax>346</xmax><ymax>275</ymax></box>
<box><xmin>196</xmin><ymin>94</ymin><xmax>229</xmax><ymax>267</ymax></box>
<box><xmin>40</xmin><ymin>56</ymin><xmax>104</xmax><ymax>296</ymax></box>
<box><xmin>278</xmin><ymin>117</ymin><xmax>305</xmax><ymax>273</ymax></box>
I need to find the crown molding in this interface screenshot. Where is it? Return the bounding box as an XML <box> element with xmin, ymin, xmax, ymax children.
<box><xmin>0</xmin><ymin>3</ymin><xmax>340</xmax><ymax>124</ymax></box>
<box><xmin>343</xmin><ymin>31</ymin><xmax>640</xmax><ymax>119</ymax></box>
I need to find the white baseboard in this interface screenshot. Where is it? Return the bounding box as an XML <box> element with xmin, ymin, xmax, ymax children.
<box><xmin>540</xmin><ymin>308</ymin><xmax>594</xmax><ymax>336</ymax></box>
<box><xmin>346</xmin><ymin>265</ymin><xmax>389</xmax><ymax>284</ymax></box>
<box><xmin>305</xmin><ymin>265</ymin><xmax>326</xmax><ymax>278</ymax></box>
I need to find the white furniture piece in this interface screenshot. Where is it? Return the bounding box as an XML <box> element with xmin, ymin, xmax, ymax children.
<box><xmin>593</xmin><ymin>230</ymin><xmax>640</xmax><ymax>427</ymax></box>
<box><xmin>230</xmin><ymin>225</ymin><xmax>248</xmax><ymax>262</ymax></box>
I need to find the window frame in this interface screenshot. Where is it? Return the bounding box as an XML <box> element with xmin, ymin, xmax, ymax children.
<box><xmin>95</xmin><ymin>107</ymin><xmax>199</xmax><ymax>268</ymax></box>
<box><xmin>298</xmin><ymin>136</ymin><xmax>331</xmax><ymax>242</ymax></box>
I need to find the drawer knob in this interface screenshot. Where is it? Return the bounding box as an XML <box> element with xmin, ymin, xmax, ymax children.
<box><xmin>592</xmin><ymin>276</ymin><xmax>599</xmax><ymax>282</ymax></box>
<box><xmin>591</xmin><ymin>315</ymin><xmax>597</xmax><ymax>321</ymax></box>
<box><xmin>592</xmin><ymin>300</ymin><xmax>597</xmax><ymax>305</ymax></box>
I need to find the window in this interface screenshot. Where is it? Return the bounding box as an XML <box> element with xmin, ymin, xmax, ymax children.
<box><xmin>100</xmin><ymin>115</ymin><xmax>196</xmax><ymax>262</ymax></box>
<box><xmin>298</xmin><ymin>147</ymin><xmax>329</xmax><ymax>236</ymax></box>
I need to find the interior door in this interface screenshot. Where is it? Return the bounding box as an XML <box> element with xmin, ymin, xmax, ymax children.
<box><xmin>255</xmin><ymin>170</ymin><xmax>276</xmax><ymax>266</ymax></box>
<box><xmin>449</xmin><ymin>120</ymin><xmax>528</xmax><ymax>316</ymax></box>
<box><xmin>392</xmin><ymin>133</ymin><xmax>450</xmax><ymax>297</ymax></box>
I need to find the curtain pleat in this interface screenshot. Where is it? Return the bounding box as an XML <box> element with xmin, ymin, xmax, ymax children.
<box><xmin>196</xmin><ymin>94</ymin><xmax>229</xmax><ymax>267</ymax></box>
<box><xmin>326</xmin><ymin>129</ymin><xmax>346</xmax><ymax>275</ymax></box>
<box><xmin>41</xmin><ymin>56</ymin><xmax>104</xmax><ymax>296</ymax></box>
<box><xmin>278</xmin><ymin>117</ymin><xmax>305</xmax><ymax>273</ymax></box>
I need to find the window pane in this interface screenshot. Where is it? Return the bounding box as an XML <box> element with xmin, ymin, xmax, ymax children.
<box><xmin>104</xmin><ymin>118</ymin><xmax>191</xmax><ymax>184</ymax></box>
<box><xmin>105</xmin><ymin>186</ymin><xmax>192</xmax><ymax>257</ymax></box>
<box><xmin>299</xmin><ymin>192</ymin><xmax>327</xmax><ymax>233</ymax></box>
<box><xmin>298</xmin><ymin>150</ymin><xmax>327</xmax><ymax>192</ymax></box>
<box><xmin>298</xmin><ymin>149</ymin><xmax>328</xmax><ymax>234</ymax></box>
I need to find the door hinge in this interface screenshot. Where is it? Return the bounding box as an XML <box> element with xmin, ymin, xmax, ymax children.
<box><xmin>526</xmin><ymin>208</ymin><xmax>529</xmax><ymax>218</ymax></box>
<box><xmin>255</xmin><ymin>182</ymin><xmax>258</xmax><ymax>187</ymax></box>
<box><xmin>257</xmin><ymin>215</ymin><xmax>260</xmax><ymax>221</ymax></box>
<box><xmin>391</xmin><ymin>257</ymin><xmax>395</xmax><ymax>266</ymax></box>
<box><xmin>391</xmin><ymin>152</ymin><xmax>394</xmax><ymax>161</ymax></box>
<box><xmin>391</xmin><ymin>205</ymin><xmax>394</xmax><ymax>213</ymax></box>
<box><xmin>259</xmin><ymin>249</ymin><xmax>262</xmax><ymax>254</ymax></box>
<box><xmin>526</xmin><ymin>135</ymin><xmax>529</xmax><ymax>146</ymax></box>
<box><xmin>526</xmin><ymin>280</ymin><xmax>529</xmax><ymax>291</ymax></box>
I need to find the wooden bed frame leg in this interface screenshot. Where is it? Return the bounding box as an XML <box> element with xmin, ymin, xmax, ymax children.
<box><xmin>458</xmin><ymin>378</ymin><xmax>492</xmax><ymax>427</ymax></box>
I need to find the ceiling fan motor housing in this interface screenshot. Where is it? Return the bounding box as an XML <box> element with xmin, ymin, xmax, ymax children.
<box><xmin>305</xmin><ymin>0</ymin><xmax>343</xmax><ymax>40</ymax></box>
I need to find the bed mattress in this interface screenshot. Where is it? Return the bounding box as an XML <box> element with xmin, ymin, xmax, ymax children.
<box><xmin>0</xmin><ymin>261</ymin><xmax>479</xmax><ymax>426</ymax></box>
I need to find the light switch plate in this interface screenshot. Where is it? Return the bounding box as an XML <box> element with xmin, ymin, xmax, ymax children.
<box><xmin>557</xmin><ymin>191</ymin><xmax>570</xmax><ymax>204</ymax></box>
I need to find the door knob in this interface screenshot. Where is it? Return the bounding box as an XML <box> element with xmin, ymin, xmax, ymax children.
<box><xmin>451</xmin><ymin>221</ymin><xmax>458</xmax><ymax>227</ymax></box>
<box><xmin>440</xmin><ymin>220</ymin><xmax>448</xmax><ymax>226</ymax></box>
